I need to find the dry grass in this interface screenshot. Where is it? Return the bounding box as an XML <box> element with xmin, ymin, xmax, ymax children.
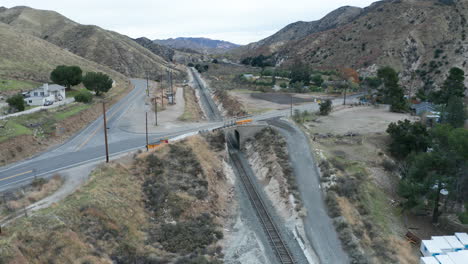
<box><xmin>0</xmin><ymin>174</ymin><xmax>63</xmax><ymax>217</ymax></box>
<box><xmin>178</xmin><ymin>86</ymin><xmax>204</xmax><ymax>121</ymax></box>
<box><xmin>303</xmin><ymin>107</ymin><xmax>420</xmax><ymax>262</ymax></box>
<box><xmin>0</xmin><ymin>134</ymin><xmax>229</xmax><ymax>263</ymax></box>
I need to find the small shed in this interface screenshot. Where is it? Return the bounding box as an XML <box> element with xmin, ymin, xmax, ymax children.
<box><xmin>420</xmin><ymin>240</ymin><xmax>443</xmax><ymax>256</ymax></box>
<box><xmin>455</xmin><ymin>233</ymin><xmax>468</xmax><ymax>249</ymax></box>
<box><xmin>444</xmin><ymin>236</ymin><xmax>464</xmax><ymax>251</ymax></box>
<box><xmin>435</xmin><ymin>254</ymin><xmax>456</xmax><ymax>264</ymax></box>
<box><xmin>432</xmin><ymin>236</ymin><xmax>456</xmax><ymax>253</ymax></box>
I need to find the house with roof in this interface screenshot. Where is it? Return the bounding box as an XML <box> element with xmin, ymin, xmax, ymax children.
<box><xmin>23</xmin><ymin>83</ymin><xmax>66</xmax><ymax>106</ymax></box>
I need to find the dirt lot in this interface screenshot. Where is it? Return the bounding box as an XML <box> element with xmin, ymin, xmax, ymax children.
<box><xmin>303</xmin><ymin>106</ymin><xmax>420</xmax><ymax>263</ymax></box>
<box><xmin>311</xmin><ymin>106</ymin><xmax>419</xmax><ymax>135</ymax></box>
<box><xmin>250</xmin><ymin>93</ymin><xmax>316</xmax><ymax>105</ymax></box>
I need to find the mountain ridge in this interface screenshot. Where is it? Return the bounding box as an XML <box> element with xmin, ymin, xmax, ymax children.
<box><xmin>154</xmin><ymin>37</ymin><xmax>240</xmax><ymax>54</ymax></box>
<box><xmin>0</xmin><ymin>6</ymin><xmax>174</xmax><ymax>78</ymax></box>
<box><xmin>232</xmin><ymin>0</ymin><xmax>468</xmax><ymax>90</ymax></box>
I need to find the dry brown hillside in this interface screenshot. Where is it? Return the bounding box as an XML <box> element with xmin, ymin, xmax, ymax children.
<box><xmin>0</xmin><ymin>22</ymin><xmax>127</xmax><ymax>84</ymax></box>
<box><xmin>0</xmin><ymin>6</ymin><xmax>174</xmax><ymax>78</ymax></box>
<box><xmin>235</xmin><ymin>0</ymin><xmax>468</xmax><ymax>90</ymax></box>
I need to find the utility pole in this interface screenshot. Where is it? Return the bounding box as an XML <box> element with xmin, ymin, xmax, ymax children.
<box><xmin>154</xmin><ymin>98</ymin><xmax>158</xmax><ymax>126</ymax></box>
<box><xmin>160</xmin><ymin>74</ymin><xmax>164</xmax><ymax>107</ymax></box>
<box><xmin>170</xmin><ymin>70</ymin><xmax>174</xmax><ymax>104</ymax></box>
<box><xmin>343</xmin><ymin>86</ymin><xmax>347</xmax><ymax>105</ymax></box>
<box><xmin>290</xmin><ymin>94</ymin><xmax>293</xmax><ymax>117</ymax></box>
<box><xmin>146</xmin><ymin>71</ymin><xmax>149</xmax><ymax>97</ymax></box>
<box><xmin>145</xmin><ymin>112</ymin><xmax>149</xmax><ymax>151</ymax></box>
<box><xmin>103</xmin><ymin>102</ymin><xmax>109</xmax><ymax>163</ymax></box>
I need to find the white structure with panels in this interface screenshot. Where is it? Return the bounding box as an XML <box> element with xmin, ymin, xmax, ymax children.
<box><xmin>420</xmin><ymin>233</ymin><xmax>468</xmax><ymax>264</ymax></box>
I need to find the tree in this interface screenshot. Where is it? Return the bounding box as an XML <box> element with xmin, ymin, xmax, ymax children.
<box><xmin>7</xmin><ymin>94</ymin><xmax>25</xmax><ymax>111</ymax></box>
<box><xmin>50</xmin><ymin>65</ymin><xmax>82</xmax><ymax>89</ymax></box>
<box><xmin>211</xmin><ymin>59</ymin><xmax>218</xmax><ymax>64</ymax></box>
<box><xmin>83</xmin><ymin>72</ymin><xmax>113</xmax><ymax>96</ymax></box>
<box><xmin>443</xmin><ymin>96</ymin><xmax>465</xmax><ymax>128</ymax></box>
<box><xmin>311</xmin><ymin>74</ymin><xmax>324</xmax><ymax>86</ymax></box>
<box><xmin>386</xmin><ymin>119</ymin><xmax>429</xmax><ymax>159</ymax></box>
<box><xmin>319</xmin><ymin>99</ymin><xmax>332</xmax><ymax>115</ymax></box>
<box><xmin>396</xmin><ymin>124</ymin><xmax>468</xmax><ymax>223</ymax></box>
<box><xmin>290</xmin><ymin>61</ymin><xmax>311</xmax><ymax>85</ymax></box>
<box><xmin>399</xmin><ymin>150</ymin><xmax>456</xmax><ymax>223</ymax></box>
<box><xmin>430</xmin><ymin>67</ymin><xmax>466</xmax><ymax>105</ymax></box>
<box><xmin>377</xmin><ymin>67</ymin><xmax>407</xmax><ymax>112</ymax></box>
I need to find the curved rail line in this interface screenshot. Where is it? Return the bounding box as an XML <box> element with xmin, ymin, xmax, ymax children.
<box><xmin>227</xmin><ymin>137</ymin><xmax>295</xmax><ymax>264</ymax></box>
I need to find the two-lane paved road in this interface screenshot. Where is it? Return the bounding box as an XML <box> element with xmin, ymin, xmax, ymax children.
<box><xmin>0</xmin><ymin>77</ymin><xmax>361</xmax><ymax>191</ymax></box>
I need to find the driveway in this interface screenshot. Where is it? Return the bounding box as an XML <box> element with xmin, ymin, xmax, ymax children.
<box><xmin>0</xmin><ymin>98</ymin><xmax>75</xmax><ymax>120</ymax></box>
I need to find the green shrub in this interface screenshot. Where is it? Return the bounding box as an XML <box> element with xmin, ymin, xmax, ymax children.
<box><xmin>319</xmin><ymin>99</ymin><xmax>332</xmax><ymax>115</ymax></box>
<box><xmin>7</xmin><ymin>93</ymin><xmax>26</xmax><ymax>111</ymax></box>
<box><xmin>74</xmin><ymin>89</ymin><xmax>93</xmax><ymax>103</ymax></box>
<box><xmin>158</xmin><ymin>214</ymin><xmax>223</xmax><ymax>253</ymax></box>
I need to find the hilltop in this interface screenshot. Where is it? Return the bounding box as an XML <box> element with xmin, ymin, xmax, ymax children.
<box><xmin>233</xmin><ymin>0</ymin><xmax>468</xmax><ymax>90</ymax></box>
<box><xmin>0</xmin><ymin>22</ymin><xmax>127</xmax><ymax>84</ymax></box>
<box><xmin>0</xmin><ymin>6</ymin><xmax>174</xmax><ymax>78</ymax></box>
<box><xmin>154</xmin><ymin>37</ymin><xmax>240</xmax><ymax>54</ymax></box>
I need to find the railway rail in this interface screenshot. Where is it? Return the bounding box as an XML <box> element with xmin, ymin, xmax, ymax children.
<box><xmin>228</xmin><ymin>137</ymin><xmax>295</xmax><ymax>264</ymax></box>
<box><xmin>190</xmin><ymin>68</ymin><xmax>223</xmax><ymax>121</ymax></box>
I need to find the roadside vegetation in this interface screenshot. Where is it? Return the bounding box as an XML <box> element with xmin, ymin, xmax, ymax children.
<box><xmin>291</xmin><ymin>64</ymin><xmax>467</xmax><ymax>263</ymax></box>
<box><xmin>0</xmin><ymin>65</ymin><xmax>129</xmax><ymax>165</ymax></box>
<box><xmin>0</xmin><ymin>135</ymin><xmax>229</xmax><ymax>263</ymax></box>
<box><xmin>178</xmin><ymin>85</ymin><xmax>204</xmax><ymax>121</ymax></box>
<box><xmin>0</xmin><ymin>175</ymin><xmax>63</xmax><ymax>220</ymax></box>
<box><xmin>301</xmin><ymin>108</ymin><xmax>420</xmax><ymax>263</ymax></box>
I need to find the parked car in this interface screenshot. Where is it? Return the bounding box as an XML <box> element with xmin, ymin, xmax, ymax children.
<box><xmin>44</xmin><ymin>100</ymin><xmax>53</xmax><ymax>106</ymax></box>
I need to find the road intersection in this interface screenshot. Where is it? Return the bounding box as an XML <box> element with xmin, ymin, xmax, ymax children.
<box><xmin>0</xmin><ymin>76</ymin><xmax>358</xmax><ymax>192</ymax></box>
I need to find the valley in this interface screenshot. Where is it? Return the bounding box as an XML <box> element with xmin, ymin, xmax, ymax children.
<box><xmin>0</xmin><ymin>0</ymin><xmax>467</xmax><ymax>264</ymax></box>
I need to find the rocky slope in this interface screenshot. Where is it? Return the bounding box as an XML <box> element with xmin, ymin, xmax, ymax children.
<box><xmin>0</xmin><ymin>6</ymin><xmax>174</xmax><ymax>78</ymax></box>
<box><xmin>234</xmin><ymin>0</ymin><xmax>468</xmax><ymax>89</ymax></box>
<box><xmin>154</xmin><ymin>37</ymin><xmax>240</xmax><ymax>54</ymax></box>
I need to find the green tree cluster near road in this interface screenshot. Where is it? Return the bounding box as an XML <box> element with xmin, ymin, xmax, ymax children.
<box><xmin>50</xmin><ymin>65</ymin><xmax>113</xmax><ymax>97</ymax></box>
<box><xmin>6</xmin><ymin>94</ymin><xmax>26</xmax><ymax>112</ymax></box>
<box><xmin>194</xmin><ymin>64</ymin><xmax>209</xmax><ymax>73</ymax></box>
<box><xmin>50</xmin><ymin>65</ymin><xmax>83</xmax><ymax>90</ymax></box>
<box><xmin>387</xmin><ymin>120</ymin><xmax>468</xmax><ymax>223</ymax></box>
<box><xmin>319</xmin><ymin>99</ymin><xmax>332</xmax><ymax>116</ymax></box>
<box><xmin>82</xmin><ymin>72</ymin><xmax>113</xmax><ymax>96</ymax></box>
<box><xmin>74</xmin><ymin>89</ymin><xmax>93</xmax><ymax>103</ymax></box>
<box><xmin>377</xmin><ymin>67</ymin><xmax>407</xmax><ymax>112</ymax></box>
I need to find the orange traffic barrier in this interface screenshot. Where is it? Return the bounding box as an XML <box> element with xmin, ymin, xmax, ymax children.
<box><xmin>235</xmin><ymin>119</ymin><xmax>253</xmax><ymax>125</ymax></box>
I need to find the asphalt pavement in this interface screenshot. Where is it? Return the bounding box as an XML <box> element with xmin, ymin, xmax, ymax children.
<box><xmin>0</xmin><ymin>76</ymin><xmax>360</xmax><ymax>194</ymax></box>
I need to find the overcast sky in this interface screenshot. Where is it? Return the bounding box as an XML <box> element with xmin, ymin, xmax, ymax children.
<box><xmin>2</xmin><ymin>0</ymin><xmax>376</xmax><ymax>44</ymax></box>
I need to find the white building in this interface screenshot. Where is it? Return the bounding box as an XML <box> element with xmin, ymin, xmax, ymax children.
<box><xmin>24</xmin><ymin>83</ymin><xmax>66</xmax><ymax>106</ymax></box>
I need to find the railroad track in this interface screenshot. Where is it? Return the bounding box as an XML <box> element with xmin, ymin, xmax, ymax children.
<box><xmin>228</xmin><ymin>137</ymin><xmax>295</xmax><ymax>264</ymax></box>
<box><xmin>190</xmin><ymin>68</ymin><xmax>222</xmax><ymax>122</ymax></box>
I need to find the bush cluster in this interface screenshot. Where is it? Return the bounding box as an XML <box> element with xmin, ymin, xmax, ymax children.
<box><xmin>158</xmin><ymin>214</ymin><xmax>223</xmax><ymax>253</ymax></box>
<box><xmin>74</xmin><ymin>89</ymin><xmax>93</xmax><ymax>103</ymax></box>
